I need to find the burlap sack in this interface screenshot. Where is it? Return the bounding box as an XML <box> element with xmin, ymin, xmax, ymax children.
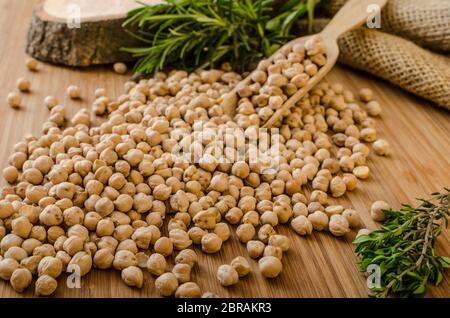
<box><xmin>324</xmin><ymin>0</ymin><xmax>450</xmax><ymax>53</ymax></box>
<box><xmin>337</xmin><ymin>29</ymin><xmax>450</xmax><ymax>110</ymax></box>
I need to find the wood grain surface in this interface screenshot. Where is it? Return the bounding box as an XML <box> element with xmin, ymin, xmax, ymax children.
<box><xmin>1</xmin><ymin>0</ymin><xmax>449</xmax><ymax>298</ymax></box>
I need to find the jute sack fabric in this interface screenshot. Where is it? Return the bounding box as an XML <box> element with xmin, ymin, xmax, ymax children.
<box><xmin>325</xmin><ymin>0</ymin><xmax>450</xmax><ymax>53</ymax></box>
<box><xmin>337</xmin><ymin>29</ymin><xmax>450</xmax><ymax>110</ymax></box>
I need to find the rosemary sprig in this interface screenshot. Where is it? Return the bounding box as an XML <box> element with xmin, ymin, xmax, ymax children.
<box><xmin>122</xmin><ymin>0</ymin><xmax>321</xmax><ymax>74</ymax></box>
<box><xmin>354</xmin><ymin>189</ymin><xmax>450</xmax><ymax>298</ymax></box>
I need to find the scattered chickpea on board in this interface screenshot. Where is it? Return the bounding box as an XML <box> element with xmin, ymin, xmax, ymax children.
<box><xmin>0</xmin><ymin>34</ymin><xmax>396</xmax><ymax>297</ymax></box>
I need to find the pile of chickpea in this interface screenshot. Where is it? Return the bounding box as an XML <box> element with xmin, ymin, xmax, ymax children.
<box><xmin>0</xmin><ymin>38</ymin><xmax>390</xmax><ymax>297</ymax></box>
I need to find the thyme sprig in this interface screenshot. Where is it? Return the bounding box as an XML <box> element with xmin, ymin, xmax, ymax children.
<box><xmin>122</xmin><ymin>0</ymin><xmax>320</xmax><ymax>74</ymax></box>
<box><xmin>354</xmin><ymin>189</ymin><xmax>450</xmax><ymax>298</ymax></box>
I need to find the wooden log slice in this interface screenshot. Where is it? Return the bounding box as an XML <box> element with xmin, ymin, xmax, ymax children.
<box><xmin>26</xmin><ymin>0</ymin><xmax>160</xmax><ymax>66</ymax></box>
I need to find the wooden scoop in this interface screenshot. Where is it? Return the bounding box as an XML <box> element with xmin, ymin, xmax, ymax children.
<box><xmin>222</xmin><ymin>0</ymin><xmax>387</xmax><ymax>128</ymax></box>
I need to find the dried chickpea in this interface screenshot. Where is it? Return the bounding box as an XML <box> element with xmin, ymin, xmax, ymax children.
<box><xmin>371</xmin><ymin>200</ymin><xmax>390</xmax><ymax>222</ymax></box>
<box><xmin>268</xmin><ymin>234</ymin><xmax>290</xmax><ymax>252</ymax></box>
<box><xmin>25</xmin><ymin>57</ymin><xmax>39</xmax><ymax>71</ymax></box>
<box><xmin>113</xmin><ymin>63</ymin><xmax>128</xmax><ymax>74</ymax></box>
<box><xmin>154</xmin><ymin>237</ymin><xmax>173</xmax><ymax>257</ymax></box>
<box><xmin>291</xmin><ymin>215</ymin><xmax>313</xmax><ymax>235</ymax></box>
<box><xmin>353</xmin><ymin>166</ymin><xmax>370</xmax><ymax>179</ymax></box>
<box><xmin>113</xmin><ymin>250</ymin><xmax>137</xmax><ymax>270</ymax></box>
<box><xmin>236</xmin><ymin>223</ymin><xmax>255</xmax><ymax>243</ymax></box>
<box><xmin>373</xmin><ymin>139</ymin><xmax>390</xmax><ymax>156</ymax></box>
<box><xmin>329</xmin><ymin>214</ymin><xmax>350</xmax><ymax>236</ymax></box>
<box><xmin>217</xmin><ymin>264</ymin><xmax>239</xmax><ymax>286</ymax></box>
<box><xmin>175</xmin><ymin>282</ymin><xmax>201</xmax><ymax>298</ymax></box>
<box><xmin>2</xmin><ymin>166</ymin><xmax>19</xmax><ymax>184</ymax></box>
<box><xmin>0</xmin><ymin>258</ymin><xmax>19</xmax><ymax>280</ymax></box>
<box><xmin>10</xmin><ymin>268</ymin><xmax>32</xmax><ymax>292</ymax></box>
<box><xmin>247</xmin><ymin>240</ymin><xmax>265</xmax><ymax>259</ymax></box>
<box><xmin>35</xmin><ymin>275</ymin><xmax>57</xmax><ymax>296</ymax></box>
<box><xmin>175</xmin><ymin>249</ymin><xmax>198</xmax><ymax>268</ymax></box>
<box><xmin>357</xmin><ymin>228</ymin><xmax>371</xmax><ymax>238</ymax></box>
<box><xmin>38</xmin><ymin>256</ymin><xmax>63</xmax><ymax>278</ymax></box>
<box><xmin>93</xmin><ymin>248</ymin><xmax>114</xmax><ymax>269</ymax></box>
<box><xmin>201</xmin><ymin>233</ymin><xmax>222</xmax><ymax>254</ymax></box>
<box><xmin>121</xmin><ymin>266</ymin><xmax>143</xmax><ymax>288</ymax></box>
<box><xmin>342</xmin><ymin>209</ymin><xmax>361</xmax><ymax>228</ymax></box>
<box><xmin>258</xmin><ymin>256</ymin><xmax>282</xmax><ymax>278</ymax></box>
<box><xmin>359</xmin><ymin>88</ymin><xmax>373</xmax><ymax>102</ymax></box>
<box><xmin>308</xmin><ymin>211</ymin><xmax>328</xmax><ymax>231</ymax></box>
<box><xmin>155</xmin><ymin>273</ymin><xmax>178</xmax><ymax>297</ymax></box>
<box><xmin>172</xmin><ymin>263</ymin><xmax>191</xmax><ymax>283</ymax></box>
<box><xmin>67</xmin><ymin>85</ymin><xmax>81</xmax><ymax>99</ymax></box>
<box><xmin>147</xmin><ymin>253</ymin><xmax>167</xmax><ymax>276</ymax></box>
<box><xmin>7</xmin><ymin>92</ymin><xmax>21</xmax><ymax>108</ymax></box>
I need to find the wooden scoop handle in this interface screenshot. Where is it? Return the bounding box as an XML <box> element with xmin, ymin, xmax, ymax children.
<box><xmin>321</xmin><ymin>0</ymin><xmax>388</xmax><ymax>41</ymax></box>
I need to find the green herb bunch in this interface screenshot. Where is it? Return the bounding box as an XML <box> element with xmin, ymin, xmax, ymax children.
<box><xmin>122</xmin><ymin>0</ymin><xmax>321</xmax><ymax>74</ymax></box>
<box><xmin>354</xmin><ymin>189</ymin><xmax>450</xmax><ymax>298</ymax></box>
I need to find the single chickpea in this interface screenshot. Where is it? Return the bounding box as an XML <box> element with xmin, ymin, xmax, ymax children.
<box><xmin>342</xmin><ymin>209</ymin><xmax>361</xmax><ymax>228</ymax></box>
<box><xmin>113</xmin><ymin>62</ymin><xmax>128</xmax><ymax>74</ymax></box>
<box><xmin>44</xmin><ymin>96</ymin><xmax>59</xmax><ymax>110</ymax></box>
<box><xmin>0</xmin><ymin>258</ymin><xmax>19</xmax><ymax>280</ymax></box>
<box><xmin>360</xmin><ymin>128</ymin><xmax>377</xmax><ymax>143</ymax></box>
<box><xmin>343</xmin><ymin>173</ymin><xmax>358</xmax><ymax>191</ymax></box>
<box><xmin>236</xmin><ymin>223</ymin><xmax>255</xmax><ymax>243</ymax></box>
<box><xmin>11</xmin><ymin>216</ymin><xmax>32</xmax><ymax>238</ymax></box>
<box><xmin>260</xmin><ymin>211</ymin><xmax>278</xmax><ymax>226</ymax></box>
<box><xmin>63</xmin><ymin>235</ymin><xmax>84</xmax><ymax>256</ymax></box>
<box><xmin>131</xmin><ymin>226</ymin><xmax>153</xmax><ymax>249</ymax></box>
<box><xmin>147</xmin><ymin>253</ymin><xmax>167</xmax><ymax>276</ymax></box>
<box><xmin>258</xmin><ymin>224</ymin><xmax>276</xmax><ymax>243</ymax></box>
<box><xmin>353</xmin><ymin>166</ymin><xmax>370</xmax><ymax>179</ymax></box>
<box><xmin>356</xmin><ymin>228</ymin><xmax>371</xmax><ymax>238</ymax></box>
<box><xmin>121</xmin><ymin>266</ymin><xmax>143</xmax><ymax>288</ymax></box>
<box><xmin>365</xmin><ymin>100</ymin><xmax>382</xmax><ymax>116</ymax></box>
<box><xmin>25</xmin><ymin>57</ymin><xmax>39</xmax><ymax>71</ymax></box>
<box><xmin>155</xmin><ymin>272</ymin><xmax>179</xmax><ymax>297</ymax></box>
<box><xmin>2</xmin><ymin>166</ymin><xmax>19</xmax><ymax>184</ymax></box>
<box><xmin>214</xmin><ymin>222</ymin><xmax>230</xmax><ymax>242</ymax></box>
<box><xmin>175</xmin><ymin>282</ymin><xmax>202</xmax><ymax>298</ymax></box>
<box><xmin>258</xmin><ymin>256</ymin><xmax>282</xmax><ymax>278</ymax></box>
<box><xmin>10</xmin><ymin>268</ymin><xmax>32</xmax><ymax>292</ymax></box>
<box><xmin>175</xmin><ymin>249</ymin><xmax>198</xmax><ymax>268</ymax></box>
<box><xmin>16</xmin><ymin>78</ymin><xmax>31</xmax><ymax>92</ymax></box>
<box><xmin>230</xmin><ymin>256</ymin><xmax>251</xmax><ymax>277</ymax></box>
<box><xmin>329</xmin><ymin>214</ymin><xmax>350</xmax><ymax>236</ymax></box>
<box><xmin>246</xmin><ymin>240</ymin><xmax>265</xmax><ymax>259</ymax></box>
<box><xmin>217</xmin><ymin>264</ymin><xmax>239</xmax><ymax>286</ymax></box>
<box><xmin>67</xmin><ymin>85</ymin><xmax>81</xmax><ymax>99</ymax></box>
<box><xmin>291</xmin><ymin>215</ymin><xmax>313</xmax><ymax>235</ymax></box>
<box><xmin>169</xmin><ymin>229</ymin><xmax>192</xmax><ymax>250</ymax></box>
<box><xmin>330</xmin><ymin>176</ymin><xmax>346</xmax><ymax>197</ymax></box>
<box><xmin>154</xmin><ymin>237</ymin><xmax>173</xmax><ymax>257</ymax></box>
<box><xmin>113</xmin><ymin>250</ymin><xmax>137</xmax><ymax>270</ymax></box>
<box><xmin>172</xmin><ymin>263</ymin><xmax>191</xmax><ymax>283</ymax></box>
<box><xmin>308</xmin><ymin>211</ymin><xmax>329</xmax><ymax>231</ymax></box>
<box><xmin>359</xmin><ymin>88</ymin><xmax>373</xmax><ymax>102</ymax></box>
<box><xmin>201</xmin><ymin>233</ymin><xmax>222</xmax><ymax>254</ymax></box>
<box><xmin>373</xmin><ymin>139</ymin><xmax>390</xmax><ymax>156</ymax></box>
<box><xmin>38</xmin><ymin>256</ymin><xmax>63</xmax><ymax>278</ymax></box>
<box><xmin>225</xmin><ymin>207</ymin><xmax>243</xmax><ymax>225</ymax></box>
<box><xmin>35</xmin><ymin>275</ymin><xmax>58</xmax><ymax>296</ymax></box>
<box><xmin>371</xmin><ymin>200</ymin><xmax>390</xmax><ymax>222</ymax></box>
<box><xmin>93</xmin><ymin>248</ymin><xmax>114</xmax><ymax>269</ymax></box>
<box><xmin>268</xmin><ymin>234</ymin><xmax>290</xmax><ymax>252</ymax></box>
<box><xmin>7</xmin><ymin>92</ymin><xmax>21</xmax><ymax>108</ymax></box>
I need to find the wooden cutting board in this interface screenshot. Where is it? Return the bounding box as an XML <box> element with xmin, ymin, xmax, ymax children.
<box><xmin>1</xmin><ymin>0</ymin><xmax>449</xmax><ymax>298</ymax></box>
<box><xmin>26</xmin><ymin>0</ymin><xmax>161</xmax><ymax>66</ymax></box>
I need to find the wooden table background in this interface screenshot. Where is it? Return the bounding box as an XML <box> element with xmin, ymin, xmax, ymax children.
<box><xmin>0</xmin><ymin>0</ymin><xmax>449</xmax><ymax>298</ymax></box>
